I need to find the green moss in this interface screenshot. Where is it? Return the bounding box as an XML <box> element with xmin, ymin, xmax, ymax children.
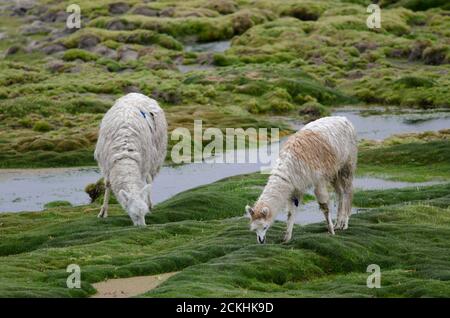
<box><xmin>354</xmin><ymin>183</ymin><xmax>450</xmax><ymax>208</ymax></box>
<box><xmin>63</xmin><ymin>49</ymin><xmax>99</xmax><ymax>62</ymax></box>
<box><xmin>422</xmin><ymin>45</ymin><xmax>449</xmax><ymax>65</ymax></box>
<box><xmin>358</xmin><ymin>139</ymin><xmax>450</xmax><ymax>182</ymax></box>
<box><xmin>32</xmin><ymin>121</ymin><xmax>53</xmax><ymax>132</ymax></box>
<box><xmin>44</xmin><ymin>201</ymin><xmax>72</xmax><ymax>209</ymax></box>
<box><xmin>395</xmin><ymin>76</ymin><xmax>435</xmax><ymax>88</ymax></box>
<box><xmin>0</xmin><ymin>170</ymin><xmax>449</xmax><ymax>297</ymax></box>
<box><xmin>0</xmin><ymin>0</ymin><xmax>449</xmax><ymax>169</ymax></box>
<box><xmin>18</xmin><ymin>117</ymin><xmax>33</xmax><ymax>128</ymax></box>
<box><xmin>383</xmin><ymin>0</ymin><xmax>450</xmax><ymax>11</ymax></box>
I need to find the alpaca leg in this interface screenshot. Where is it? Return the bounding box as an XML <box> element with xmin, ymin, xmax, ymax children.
<box><xmin>342</xmin><ymin>191</ymin><xmax>353</xmax><ymax>230</ymax></box>
<box><xmin>284</xmin><ymin>194</ymin><xmax>301</xmax><ymax>242</ymax></box>
<box><xmin>340</xmin><ymin>163</ymin><xmax>354</xmax><ymax>230</ymax></box>
<box><xmin>315</xmin><ymin>184</ymin><xmax>335</xmax><ymax>235</ymax></box>
<box><xmin>98</xmin><ymin>180</ymin><xmax>110</xmax><ymax>218</ymax></box>
<box><xmin>333</xmin><ymin>177</ymin><xmax>346</xmax><ymax>230</ymax></box>
<box><xmin>146</xmin><ymin>175</ymin><xmax>153</xmax><ymax>209</ymax></box>
<box><xmin>342</xmin><ymin>182</ymin><xmax>354</xmax><ymax>231</ymax></box>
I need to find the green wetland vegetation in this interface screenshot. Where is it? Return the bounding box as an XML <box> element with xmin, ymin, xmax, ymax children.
<box><xmin>0</xmin><ymin>0</ymin><xmax>449</xmax><ymax>297</ymax></box>
<box><xmin>1</xmin><ymin>0</ymin><xmax>449</xmax><ymax>168</ymax></box>
<box><xmin>0</xmin><ymin>132</ymin><xmax>449</xmax><ymax>297</ymax></box>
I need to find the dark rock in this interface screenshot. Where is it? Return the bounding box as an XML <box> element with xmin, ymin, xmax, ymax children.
<box><xmin>123</xmin><ymin>85</ymin><xmax>142</xmax><ymax>94</ymax></box>
<box><xmin>147</xmin><ymin>61</ymin><xmax>176</xmax><ymax>70</ymax></box>
<box><xmin>347</xmin><ymin>70</ymin><xmax>364</xmax><ymax>80</ymax></box>
<box><xmin>196</xmin><ymin>52</ymin><xmax>214</xmax><ymax>65</ymax></box>
<box><xmin>4</xmin><ymin>45</ymin><xmax>23</xmax><ymax>56</ymax></box>
<box><xmin>46</xmin><ymin>60</ymin><xmax>67</xmax><ymax>73</ymax></box>
<box><xmin>387</xmin><ymin>48</ymin><xmax>410</xmax><ymax>58</ymax></box>
<box><xmin>151</xmin><ymin>89</ymin><xmax>181</xmax><ymax>104</ymax></box>
<box><xmin>160</xmin><ymin>7</ymin><xmax>175</xmax><ymax>17</ymax></box>
<box><xmin>106</xmin><ymin>20</ymin><xmax>126</xmax><ymax>30</ymax></box>
<box><xmin>78</xmin><ymin>34</ymin><xmax>100</xmax><ymax>49</ymax></box>
<box><xmin>408</xmin><ymin>40</ymin><xmax>430</xmax><ymax>62</ymax></box>
<box><xmin>92</xmin><ymin>45</ymin><xmax>118</xmax><ymax>59</ymax></box>
<box><xmin>41</xmin><ymin>43</ymin><xmax>66</xmax><ymax>54</ymax></box>
<box><xmin>138</xmin><ymin>47</ymin><xmax>156</xmax><ymax>57</ymax></box>
<box><xmin>283</xmin><ymin>7</ymin><xmax>319</xmax><ymax>21</ymax></box>
<box><xmin>109</xmin><ymin>2</ymin><xmax>130</xmax><ymax>14</ymax></box>
<box><xmin>21</xmin><ymin>20</ymin><xmax>52</xmax><ymax>35</ymax></box>
<box><xmin>206</xmin><ymin>0</ymin><xmax>238</xmax><ymax>15</ymax></box>
<box><xmin>12</xmin><ymin>7</ymin><xmax>28</xmax><ymax>16</ymax></box>
<box><xmin>179</xmin><ymin>11</ymin><xmax>204</xmax><ymax>18</ymax></box>
<box><xmin>25</xmin><ymin>40</ymin><xmax>41</xmax><ymax>52</ymax></box>
<box><xmin>68</xmin><ymin>65</ymin><xmax>82</xmax><ymax>73</ymax></box>
<box><xmin>232</xmin><ymin>12</ymin><xmax>254</xmax><ymax>34</ymax></box>
<box><xmin>118</xmin><ymin>46</ymin><xmax>138</xmax><ymax>62</ymax></box>
<box><xmin>41</xmin><ymin>10</ymin><xmax>67</xmax><ymax>22</ymax></box>
<box><xmin>131</xmin><ymin>6</ymin><xmax>159</xmax><ymax>17</ymax></box>
<box><xmin>354</xmin><ymin>42</ymin><xmax>378</xmax><ymax>53</ymax></box>
<box><xmin>12</xmin><ymin>0</ymin><xmax>36</xmax><ymax>16</ymax></box>
<box><xmin>423</xmin><ymin>46</ymin><xmax>448</xmax><ymax>65</ymax></box>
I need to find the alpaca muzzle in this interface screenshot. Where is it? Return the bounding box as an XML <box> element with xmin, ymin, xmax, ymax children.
<box><xmin>257</xmin><ymin>235</ymin><xmax>266</xmax><ymax>244</ymax></box>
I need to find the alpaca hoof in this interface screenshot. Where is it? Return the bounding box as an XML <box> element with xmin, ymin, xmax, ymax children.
<box><xmin>334</xmin><ymin>219</ymin><xmax>346</xmax><ymax>230</ymax></box>
<box><xmin>97</xmin><ymin>208</ymin><xmax>108</xmax><ymax>218</ymax></box>
<box><xmin>283</xmin><ymin>233</ymin><xmax>292</xmax><ymax>243</ymax></box>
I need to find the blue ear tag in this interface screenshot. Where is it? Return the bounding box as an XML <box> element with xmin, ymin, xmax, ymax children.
<box><xmin>140</xmin><ymin>110</ymin><xmax>146</xmax><ymax>118</ymax></box>
<box><xmin>293</xmin><ymin>198</ymin><xmax>299</xmax><ymax>207</ymax></box>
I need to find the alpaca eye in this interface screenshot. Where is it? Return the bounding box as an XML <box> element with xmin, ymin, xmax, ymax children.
<box><xmin>263</xmin><ymin>226</ymin><xmax>268</xmax><ymax>230</ymax></box>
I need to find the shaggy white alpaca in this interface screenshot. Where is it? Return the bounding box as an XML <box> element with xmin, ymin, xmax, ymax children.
<box><xmin>94</xmin><ymin>93</ymin><xmax>167</xmax><ymax>226</ymax></box>
<box><xmin>246</xmin><ymin>116</ymin><xmax>357</xmax><ymax>243</ymax></box>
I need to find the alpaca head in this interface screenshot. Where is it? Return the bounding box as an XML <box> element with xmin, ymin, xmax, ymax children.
<box><xmin>246</xmin><ymin>204</ymin><xmax>272</xmax><ymax>244</ymax></box>
<box><xmin>118</xmin><ymin>184</ymin><xmax>152</xmax><ymax>226</ymax></box>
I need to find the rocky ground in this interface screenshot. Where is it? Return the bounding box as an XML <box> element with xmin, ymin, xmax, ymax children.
<box><xmin>0</xmin><ymin>0</ymin><xmax>449</xmax><ymax>167</ymax></box>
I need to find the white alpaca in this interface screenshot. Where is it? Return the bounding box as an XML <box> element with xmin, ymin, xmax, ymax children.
<box><xmin>94</xmin><ymin>93</ymin><xmax>167</xmax><ymax>226</ymax></box>
<box><xmin>246</xmin><ymin>116</ymin><xmax>357</xmax><ymax>243</ymax></box>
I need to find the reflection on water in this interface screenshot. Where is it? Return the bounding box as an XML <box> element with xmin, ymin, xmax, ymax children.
<box><xmin>184</xmin><ymin>40</ymin><xmax>230</xmax><ymax>53</ymax></box>
<box><xmin>289</xmin><ymin>110</ymin><xmax>450</xmax><ymax>140</ymax></box>
<box><xmin>176</xmin><ymin>40</ymin><xmax>231</xmax><ymax>73</ymax></box>
<box><xmin>176</xmin><ymin>64</ymin><xmax>216</xmax><ymax>73</ymax></box>
<box><xmin>336</xmin><ymin>110</ymin><xmax>450</xmax><ymax>140</ymax></box>
<box><xmin>0</xmin><ymin>166</ymin><xmax>442</xmax><ymax>213</ymax></box>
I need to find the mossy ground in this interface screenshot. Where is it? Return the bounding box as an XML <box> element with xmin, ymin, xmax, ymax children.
<box><xmin>1</xmin><ymin>0</ymin><xmax>449</xmax><ymax>298</ymax></box>
<box><xmin>0</xmin><ymin>134</ymin><xmax>449</xmax><ymax>297</ymax></box>
<box><xmin>1</xmin><ymin>0</ymin><xmax>448</xmax><ymax>167</ymax></box>
<box><xmin>1</xmin><ymin>175</ymin><xmax>449</xmax><ymax>297</ymax></box>
<box><xmin>357</xmin><ymin>129</ymin><xmax>450</xmax><ymax>182</ymax></box>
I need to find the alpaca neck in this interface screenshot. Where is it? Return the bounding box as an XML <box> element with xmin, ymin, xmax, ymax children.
<box><xmin>109</xmin><ymin>158</ymin><xmax>144</xmax><ymax>198</ymax></box>
<box><xmin>258</xmin><ymin>175</ymin><xmax>294</xmax><ymax>221</ymax></box>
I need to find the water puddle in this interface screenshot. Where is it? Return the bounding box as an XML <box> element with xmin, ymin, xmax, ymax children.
<box><xmin>176</xmin><ymin>40</ymin><xmax>231</xmax><ymax>73</ymax></box>
<box><xmin>0</xmin><ymin>165</ymin><xmax>442</xmax><ymax>213</ymax></box>
<box><xmin>184</xmin><ymin>40</ymin><xmax>230</xmax><ymax>53</ymax></box>
<box><xmin>91</xmin><ymin>272</ymin><xmax>178</xmax><ymax>298</ymax></box>
<box><xmin>176</xmin><ymin>63</ymin><xmax>216</xmax><ymax>73</ymax></box>
<box><xmin>289</xmin><ymin>109</ymin><xmax>450</xmax><ymax>140</ymax></box>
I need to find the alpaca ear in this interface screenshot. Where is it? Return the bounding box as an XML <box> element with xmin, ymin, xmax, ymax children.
<box><xmin>118</xmin><ymin>190</ymin><xmax>131</xmax><ymax>205</ymax></box>
<box><xmin>261</xmin><ymin>207</ymin><xmax>269</xmax><ymax>216</ymax></box>
<box><xmin>245</xmin><ymin>205</ymin><xmax>254</xmax><ymax>216</ymax></box>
